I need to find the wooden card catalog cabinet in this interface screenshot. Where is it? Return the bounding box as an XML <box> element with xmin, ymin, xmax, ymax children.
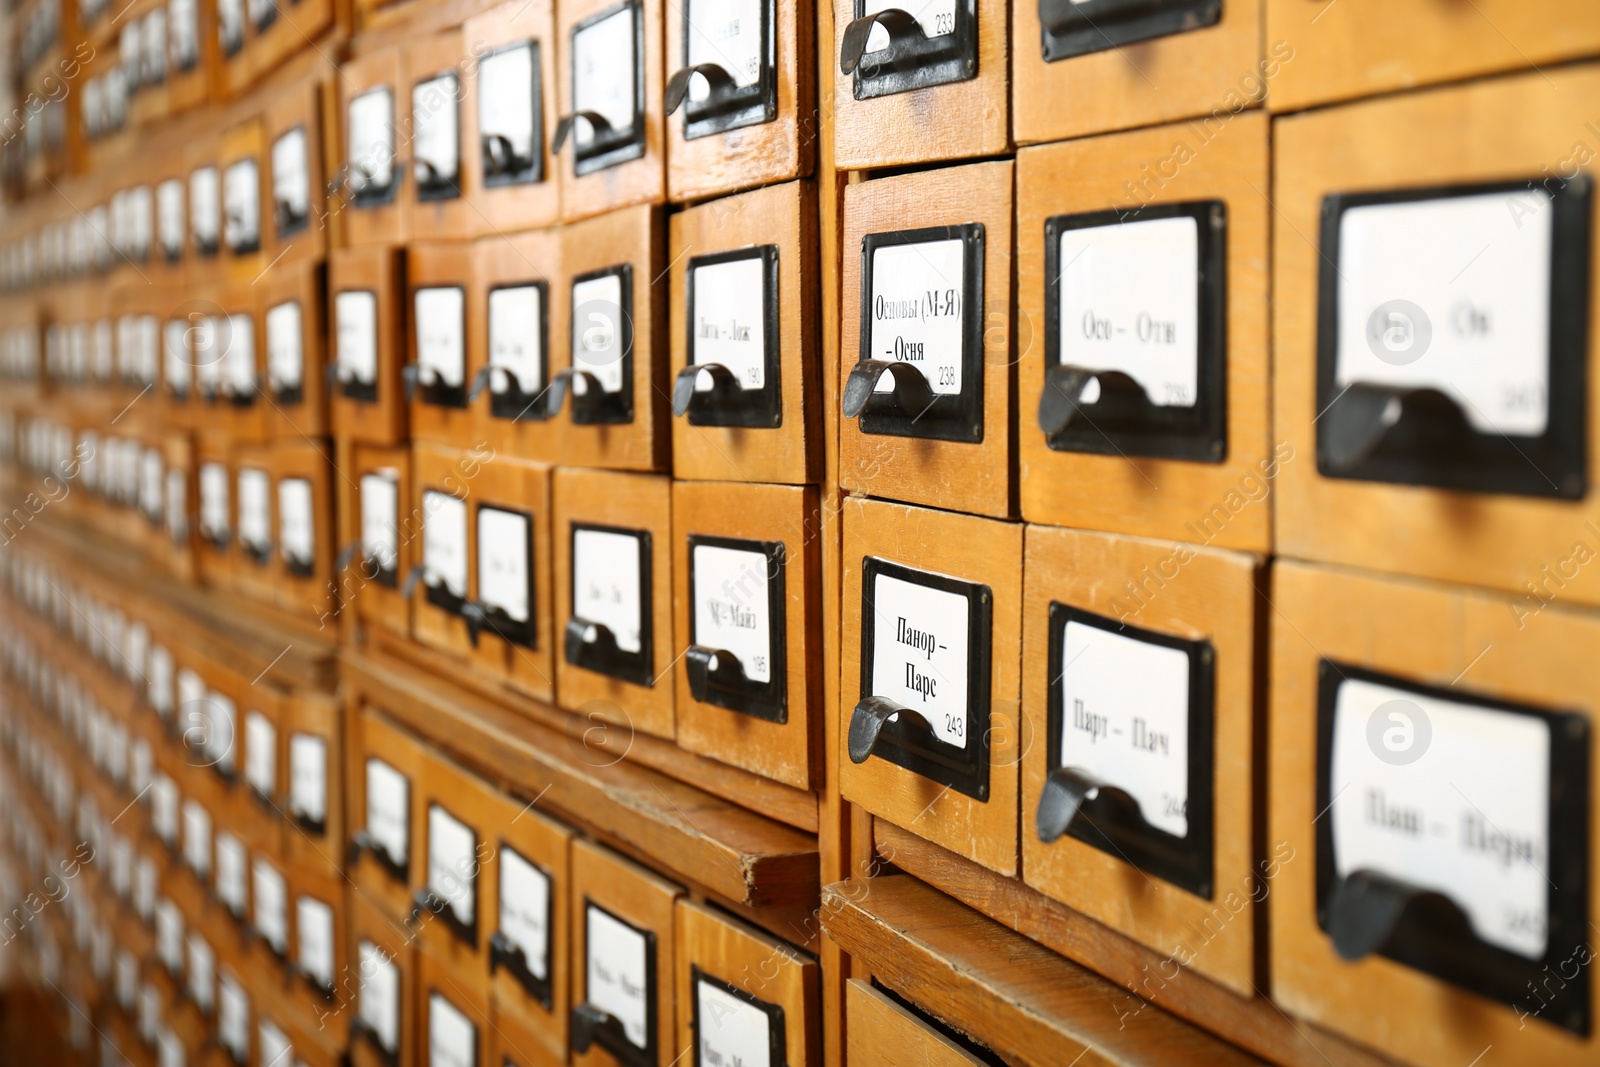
<box><xmin>346</xmin><ymin>446</ymin><xmax>414</xmax><ymax>637</ymax></box>
<box><xmin>465</xmin><ymin>455</ymin><xmax>554</xmax><ymax>703</ymax></box>
<box><xmin>407</xmin><ymin>242</ymin><xmax>478</xmax><ymax>445</ymax></box>
<box><xmin>408</xmin><ymin>33</ymin><xmax>471</xmax><ymax>241</ymax></box>
<box><xmin>195</xmin><ymin>450</ymin><xmax>233</xmax><ymax>587</ymax></box>
<box><xmin>234</xmin><ymin>452</ymin><xmax>276</xmax><ymax>601</ymax></box>
<box><xmin>339</xmin><ymin>47</ymin><xmax>410</xmax><ymax>248</ymax></box>
<box><xmin>220</xmin><ymin>121</ymin><xmax>267</xmax><ymax>280</ymax></box>
<box><xmin>1269</xmin><ymin>562</ymin><xmax>1600</xmax><ymax>1067</ymax></box>
<box><xmin>1274</xmin><ymin>68</ymin><xmax>1600</xmax><ymax>604</ymax></box>
<box><xmin>418</xmin><ymin>949</ymin><xmax>492</xmax><ymax>1067</ymax></box>
<box><xmin>352</xmin><ymin>708</ymin><xmax>428</xmax><ymax>925</ymax></box>
<box><xmin>1013</xmin><ymin>0</ymin><xmax>1260</xmax><ymax>146</ymax></box>
<box><xmin>839</xmin><ymin>161</ymin><xmax>1012</xmax><ymax>518</ymax></box>
<box><xmin>840</xmin><ymin>497</ymin><xmax>1022</xmax><ymax>874</ymax></box>
<box><xmin>472</xmin><ymin>228</ymin><xmax>563</xmax><ymax>464</ymax></box>
<box><xmin>351</xmin><ymin>892</ymin><xmax>416</xmax><ymax>1067</ymax></box>
<box><xmin>489</xmin><ymin>804</ymin><xmax>571</xmax><ymax>1062</ymax></box>
<box><xmin>554</xmin><ymin>0</ymin><xmax>665</xmax><ymax>221</ymax></box>
<box><xmin>672</xmin><ymin>481</ymin><xmax>820</xmax><ymax>789</ymax></box>
<box><xmin>263</xmin><ymin>79</ymin><xmax>328</xmax><ymax>266</ymax></box>
<box><xmin>557</xmin><ymin>205</ymin><xmax>668</xmax><ymax>471</ymax></box>
<box><xmin>462</xmin><ymin>0</ymin><xmax>561</xmax><ymax>235</ymax></box>
<box><xmin>669</xmin><ymin>181</ymin><xmax>819</xmax><ymax>485</ymax></box>
<box><xmin>259</xmin><ymin>261</ymin><xmax>328</xmax><ymax>439</ymax></box>
<box><xmin>218</xmin><ymin>285</ymin><xmax>266</xmax><ymax>443</ymax></box>
<box><xmin>663</xmin><ymin>0</ymin><xmax>812</xmax><ymax>201</ymax></box>
<box><xmin>1022</xmin><ymin>525</ymin><xmax>1261</xmax><ymax>995</ymax></box>
<box><xmin>283</xmin><ymin>693</ymin><xmax>341</xmax><ymax>875</ymax></box>
<box><xmin>408</xmin><ymin>442</ymin><xmax>482</xmax><ymax>660</ymax></box>
<box><xmin>830</xmin><ymin>0</ymin><xmax>1006</xmax><ymax>169</ymax></box>
<box><xmin>553</xmin><ymin>467</ymin><xmax>674</xmax><ymax>738</ymax></box>
<box><xmin>330</xmin><ymin>245</ymin><xmax>408</xmax><ymax>446</ymax></box>
<box><xmin>1017</xmin><ymin>114</ymin><xmax>1272</xmax><ymax>551</ymax></box>
<box><xmin>411</xmin><ymin>755</ymin><xmax>499</xmax><ymax>991</ymax></box>
<box><xmin>570</xmin><ymin>840</ymin><xmax>681</xmax><ymax>1067</ymax></box>
<box><xmin>675</xmin><ymin>901</ymin><xmax>818</xmax><ymax>1067</ymax></box>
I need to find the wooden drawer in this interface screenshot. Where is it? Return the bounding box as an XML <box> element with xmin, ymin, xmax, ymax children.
<box><xmin>554</xmin><ymin>0</ymin><xmax>666</xmax><ymax>221</ymax></box>
<box><xmin>220</xmin><ymin>118</ymin><xmax>268</xmax><ymax>283</ymax></box>
<box><xmin>330</xmin><ymin>244</ymin><xmax>408</xmax><ymax>447</ymax></box>
<box><xmin>840</xmin><ymin>497</ymin><xmax>1022</xmax><ymax>875</ymax></box>
<box><xmin>350</xmin><ymin>890</ymin><xmax>417</xmax><ymax>1067</ymax></box>
<box><xmin>236</xmin><ymin>684</ymin><xmax>285</xmax><ymax>855</ymax></box>
<box><xmin>675</xmin><ymin>900</ymin><xmax>818</xmax><ymax>1067</ymax></box>
<box><xmin>417</xmin><ymin>944</ymin><xmax>492</xmax><ymax>1067</ymax></box>
<box><xmin>1268</xmin><ymin>0</ymin><xmax>1600</xmax><ymax>112</ymax></box>
<box><xmin>839</xmin><ymin>161</ymin><xmax>1013</xmax><ymax>518</ymax></box>
<box><xmin>1273</xmin><ymin>67</ymin><xmax>1600</xmax><ymax>604</ymax></box>
<box><xmin>248</xmin><ymin>849</ymin><xmax>294</xmax><ymax>978</ymax></box>
<box><xmin>664</xmin><ymin>0</ymin><xmax>813</xmax><ymax>201</ymax></box>
<box><xmin>407</xmin><ymin>241</ymin><xmax>479</xmax><ymax>447</ymax></box>
<box><xmin>195</xmin><ymin>448</ymin><xmax>234</xmax><ymax>589</ymax></box>
<box><xmin>553</xmin><ymin>467</ymin><xmax>675</xmax><ymax>739</ymax></box>
<box><xmin>461</xmin><ymin>0</ymin><xmax>562</xmax><ymax>235</ymax></box>
<box><xmin>273</xmin><ymin>441</ymin><xmax>336</xmax><ymax>615</ymax></box>
<box><xmin>262</xmin><ymin>77</ymin><xmax>330</xmax><ymax>266</ymax></box>
<box><xmin>259</xmin><ymin>260</ymin><xmax>328</xmax><ymax>440</ymax></box>
<box><xmin>408</xmin><ymin>442</ymin><xmax>483</xmax><ymax>662</ymax></box>
<box><xmin>570</xmin><ymin>839</ymin><xmax>681</xmax><ymax>1067</ymax></box>
<box><xmin>411</xmin><ymin>752</ymin><xmax>499</xmax><ymax>995</ymax></box>
<box><xmin>282</xmin><ymin>692</ymin><xmax>341</xmax><ymax>878</ymax></box>
<box><xmin>671</xmin><ymin>480</ymin><xmax>821</xmax><ymax>790</ymax></box>
<box><xmin>282</xmin><ymin>867</ymin><xmax>348</xmax><ymax>1034</ymax></box>
<box><xmin>344</xmin><ymin>445</ymin><xmax>413</xmax><ymax>638</ymax></box>
<box><xmin>490</xmin><ymin>1000</ymin><xmax>564</xmax><ymax>1067</ymax></box>
<box><xmin>472</xmin><ymin>227</ymin><xmax>564</xmax><ymax>464</ymax></box>
<box><xmin>232</xmin><ymin>448</ymin><xmax>276</xmax><ymax>603</ymax></box>
<box><xmin>350</xmin><ymin>707</ymin><xmax>428</xmax><ymax>925</ymax></box>
<box><xmin>1016</xmin><ymin>113</ymin><xmax>1272</xmax><ymax>552</ymax></box>
<box><xmin>488</xmin><ymin>806</ymin><xmax>572</xmax><ymax>1063</ymax></box>
<box><xmin>1269</xmin><ymin>562</ymin><xmax>1600</xmax><ymax>1066</ymax></box>
<box><xmin>845</xmin><ymin>980</ymin><xmax>986</xmax><ymax>1067</ymax></box>
<box><xmin>337</xmin><ymin>46</ymin><xmax>410</xmax><ymax>248</ymax></box>
<box><xmin>669</xmin><ymin>180</ymin><xmax>819</xmax><ymax>485</ymax></box>
<box><xmin>465</xmin><ymin>454</ymin><xmax>555</xmax><ymax>704</ymax></box>
<box><xmin>557</xmin><ymin>205</ymin><xmax>669</xmax><ymax>471</ymax></box>
<box><xmin>1021</xmin><ymin>524</ymin><xmax>1262</xmax><ymax>996</ymax></box>
<box><xmin>250</xmin><ymin>0</ymin><xmax>332</xmax><ymax>91</ymax></box>
<box><xmin>407</xmin><ymin>32</ymin><xmax>472</xmax><ymax>242</ymax></box>
<box><xmin>829</xmin><ymin>0</ymin><xmax>1007</xmax><ymax>169</ymax></box>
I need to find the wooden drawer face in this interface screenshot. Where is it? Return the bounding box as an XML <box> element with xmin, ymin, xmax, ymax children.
<box><xmin>671</xmin><ymin>481</ymin><xmax>820</xmax><ymax>790</ymax></box>
<box><xmin>259</xmin><ymin>260</ymin><xmax>329</xmax><ymax>440</ymax></box>
<box><xmin>285</xmin><ymin>867</ymin><xmax>348</xmax><ymax>1032</ymax></box>
<box><xmin>233</xmin><ymin>448</ymin><xmax>277</xmax><ymax>603</ymax></box>
<box><xmin>350</xmin><ymin>891</ymin><xmax>418</xmax><ymax>1067</ymax></box>
<box><xmin>1021</xmin><ymin>524</ymin><xmax>1260</xmax><ymax>996</ymax></box>
<box><xmin>554</xmin><ymin>0</ymin><xmax>666</xmax><ymax>222</ymax></box>
<box><xmin>1013</xmin><ymin>0</ymin><xmax>1261</xmax><ymax>146</ymax></box>
<box><xmin>346</xmin><ymin>445</ymin><xmax>414</xmax><ymax>637</ymax></box>
<box><xmin>490</xmin><ymin>1000</ymin><xmax>564</xmax><ymax>1067</ymax></box>
<box><xmin>408</xmin><ymin>442</ymin><xmax>483</xmax><ymax>661</ymax></box>
<box><xmin>838</xmin><ymin>161</ymin><xmax>1013</xmax><ymax>518</ymax></box>
<box><xmin>417</xmin><ymin>946</ymin><xmax>492</xmax><ymax>1067</ymax></box>
<box><xmin>557</xmin><ymin>205</ymin><xmax>669</xmax><ymax>472</ymax></box>
<box><xmin>844</xmin><ymin>981</ymin><xmax>986</xmax><ymax>1067</ymax></box>
<box><xmin>674</xmin><ymin>900</ymin><xmax>819</xmax><ymax>1067</ymax></box>
<box><xmin>840</xmin><ymin>497</ymin><xmax>1022</xmax><ymax>875</ymax></box>
<box><xmin>465</xmin><ymin>455</ymin><xmax>555</xmax><ymax>703</ymax></box>
<box><xmin>488</xmin><ymin>806</ymin><xmax>571</xmax><ymax>1061</ymax></box>
<box><xmin>569</xmin><ymin>839</ymin><xmax>681</xmax><ymax>1067</ymax></box>
<box><xmin>338</xmin><ymin>47</ymin><xmax>411</xmax><ymax>248</ymax></box>
<box><xmin>552</xmin><ymin>467</ymin><xmax>675</xmax><ymax>739</ymax></box>
<box><xmin>262</xmin><ymin>78</ymin><xmax>329</xmax><ymax>265</ymax></box>
<box><xmin>251</xmin><ymin>0</ymin><xmax>333</xmax><ymax>94</ymax></box>
<box><xmin>330</xmin><ymin>245</ymin><xmax>408</xmax><ymax>447</ymax></box>
<box><xmin>664</xmin><ymin>0</ymin><xmax>813</xmax><ymax>201</ymax></box>
<box><xmin>472</xmin><ymin>227</ymin><xmax>564</xmax><ymax>464</ymax></box>
<box><xmin>412</xmin><ymin>753</ymin><xmax>499</xmax><ymax>994</ymax></box>
<box><xmin>462</xmin><ymin>0</ymin><xmax>562</xmax><ymax>235</ymax></box>
<box><xmin>351</xmin><ymin>707</ymin><xmax>428</xmax><ymax>923</ymax></box>
<box><xmin>829</xmin><ymin>0</ymin><xmax>1007</xmax><ymax>170</ymax></box>
<box><xmin>1016</xmin><ymin>114</ymin><xmax>1272</xmax><ymax>552</ymax></box>
<box><xmin>1268</xmin><ymin>0</ymin><xmax>1600</xmax><ymax>112</ymax></box>
<box><xmin>408</xmin><ymin>241</ymin><xmax>479</xmax><ymax>447</ymax></box>
<box><xmin>669</xmin><ymin>181</ymin><xmax>819</xmax><ymax>485</ymax></box>
<box><xmin>407</xmin><ymin>32</ymin><xmax>473</xmax><ymax>242</ymax></box>
<box><xmin>282</xmin><ymin>692</ymin><xmax>342</xmax><ymax>877</ymax></box>
<box><xmin>273</xmin><ymin>440</ymin><xmax>336</xmax><ymax>615</ymax></box>
<box><xmin>1269</xmin><ymin>562</ymin><xmax>1600</xmax><ymax>1067</ymax></box>
<box><xmin>236</xmin><ymin>684</ymin><xmax>285</xmax><ymax>854</ymax></box>
<box><xmin>1273</xmin><ymin>67</ymin><xmax>1600</xmax><ymax>604</ymax></box>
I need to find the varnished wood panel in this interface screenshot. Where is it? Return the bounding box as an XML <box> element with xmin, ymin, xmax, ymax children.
<box><xmin>465</xmin><ymin>454</ymin><xmax>555</xmax><ymax>704</ymax></box>
<box><xmin>329</xmin><ymin>244</ymin><xmax>409</xmax><ymax>446</ymax></box>
<box><xmin>472</xmin><ymin>226</ymin><xmax>565</xmax><ymax>465</ymax></box>
<box><xmin>407</xmin><ymin>241</ymin><xmax>480</xmax><ymax>447</ymax></box>
<box><xmin>462</xmin><ymin>0</ymin><xmax>562</xmax><ymax>234</ymax></box>
<box><xmin>337</xmin><ymin>46</ymin><xmax>411</xmax><ymax>248</ymax></box>
<box><xmin>489</xmin><ymin>804</ymin><xmax>572</xmax><ymax>1063</ymax></box>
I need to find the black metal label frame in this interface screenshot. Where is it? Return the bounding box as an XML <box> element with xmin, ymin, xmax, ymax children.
<box><xmin>1314</xmin><ymin>179</ymin><xmax>1591</xmax><ymax>499</ymax></box>
<box><xmin>687</xmin><ymin>534</ymin><xmax>787</xmax><ymax>723</ymax></box>
<box><xmin>569</xmin><ymin>0</ymin><xmax>647</xmax><ymax>176</ymax></box>
<box><xmin>690</xmin><ymin>966</ymin><xmax>787</xmax><ymax>1067</ymax></box>
<box><xmin>849</xmin><ymin>0</ymin><xmax>977</xmax><ymax>99</ymax></box>
<box><xmin>413</xmin><ymin>71</ymin><xmax>463</xmax><ymax>202</ymax></box>
<box><xmin>568</xmin><ymin>263</ymin><xmax>636</xmax><ymax>424</ymax></box>
<box><xmin>1045</xmin><ymin>603</ymin><xmax>1215</xmax><ymax>898</ymax></box>
<box><xmin>273</xmin><ymin>125</ymin><xmax>311</xmax><ymax>237</ymax></box>
<box><xmin>492</xmin><ymin>843</ymin><xmax>555</xmax><ymax>1008</ymax></box>
<box><xmin>424</xmin><ymin>802</ymin><xmax>480</xmax><ymax>947</ymax></box>
<box><xmin>1042</xmin><ymin>199</ymin><xmax>1227</xmax><ymax>463</ymax></box>
<box><xmin>858</xmin><ymin>556</ymin><xmax>992</xmax><ymax>801</ymax></box>
<box><xmin>1040</xmin><ymin>0</ymin><xmax>1220</xmax><ymax>64</ymax></box>
<box><xmin>476</xmin><ymin>503</ymin><xmax>538</xmax><ymax>649</ymax></box>
<box><xmin>423</xmin><ymin>487</ymin><xmax>469</xmax><ymax>616</ymax></box>
<box><xmin>487</xmin><ymin>280</ymin><xmax>553</xmax><ymax>422</ymax></box>
<box><xmin>677</xmin><ymin>0</ymin><xmax>776</xmax><ymax>138</ymax></box>
<box><xmin>480</xmin><ymin>40</ymin><xmax>545</xmax><ymax>188</ymax></box>
<box><xmin>583</xmin><ymin>899</ymin><xmax>659</xmax><ymax>1067</ymax></box>
<box><xmin>568</xmin><ymin>522</ymin><xmax>654</xmax><ymax>687</ymax></box>
<box><xmin>857</xmin><ymin>223</ymin><xmax>985</xmax><ymax>443</ymax></box>
<box><xmin>416</xmin><ymin>284</ymin><xmax>469</xmax><ymax>408</ymax></box>
<box><xmin>684</xmin><ymin>245</ymin><xmax>782</xmax><ymax>428</ymax></box>
<box><xmin>1314</xmin><ymin>660</ymin><xmax>1591</xmax><ymax>1034</ymax></box>
<box><xmin>350</xmin><ymin>88</ymin><xmax>400</xmax><ymax>208</ymax></box>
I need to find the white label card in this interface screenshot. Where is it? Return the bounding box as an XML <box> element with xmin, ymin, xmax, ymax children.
<box><xmin>289</xmin><ymin>733</ymin><xmax>328</xmax><ymax>823</ymax></box>
<box><xmin>218</xmin><ymin>975</ymin><xmax>249</xmax><ymax>1060</ymax></box>
<box><xmin>271</xmin><ymin>128</ymin><xmax>310</xmax><ymax>225</ymax></box>
<box><xmin>479</xmin><ymin>44</ymin><xmax>536</xmax><ymax>161</ymax></box>
<box><xmin>1336</xmin><ymin>191</ymin><xmax>1553</xmax><ymax>435</ymax></box>
<box><xmin>424</xmin><ymin>491</ymin><xmax>469</xmax><ymax>597</ymax></box>
<box><xmin>415</xmin><ymin>287</ymin><xmax>466</xmax><ymax>387</ymax></box>
<box><xmin>478</xmin><ymin>507</ymin><xmax>531</xmax><ymax>624</ymax></box>
<box><xmin>862</xmin><ymin>0</ymin><xmax>954</xmax><ymax>47</ymax></box>
<box><xmin>1057</xmin><ymin>214</ymin><xmax>1201</xmax><ymax>408</ymax></box>
<box><xmin>190</xmin><ymin>166</ymin><xmax>219</xmax><ymax>248</ymax></box>
<box><xmin>412</xmin><ymin>74</ymin><xmax>461</xmax><ymax>184</ymax></box>
<box><xmin>186</xmin><ymin>933</ymin><xmax>214</xmax><ymax>1011</ymax></box>
<box><xmin>692</xmin><ymin>542</ymin><xmax>773</xmax><ymax>683</ymax></box>
<box><xmin>572</xmin><ymin>7</ymin><xmax>638</xmax><ymax>144</ymax></box>
<box><xmin>245</xmin><ymin>709</ymin><xmax>277</xmax><ymax>798</ymax></box>
<box><xmin>686</xmin><ymin>0</ymin><xmax>763</xmax><ymax>88</ymax></box>
<box><xmin>207</xmin><ymin>690</ymin><xmax>237</xmax><ymax>772</ymax></box>
<box><xmin>428</xmin><ymin>993</ymin><xmax>477</xmax><ymax>1067</ymax></box>
<box><xmin>155</xmin><ymin>898</ymin><xmax>183</xmax><ymax>969</ymax></box>
<box><xmin>427</xmin><ymin>804</ymin><xmax>478</xmax><ymax>926</ymax></box>
<box><xmin>278</xmin><ymin>477</ymin><xmax>314</xmax><ymax>567</ymax></box>
<box><xmin>571</xmin><ymin>273</ymin><xmax>628</xmax><ymax>395</ymax></box>
<box><xmin>497</xmin><ymin>849</ymin><xmax>551</xmax><ymax>980</ymax></box>
<box><xmin>258</xmin><ymin>1021</ymin><xmax>292</xmax><ymax>1067</ymax></box>
<box><xmin>199</xmin><ymin>463</ymin><xmax>229</xmax><ymax>540</ymax></box>
<box><xmin>336</xmin><ymin>291</ymin><xmax>379</xmax><ymax>385</ymax></box>
<box><xmin>696</xmin><ymin>977</ymin><xmax>775</xmax><ymax>1067</ymax></box>
<box><xmin>691</xmin><ymin>255</ymin><xmax>767</xmax><ymax>390</ymax></box>
<box><xmin>215</xmin><ymin>830</ymin><xmax>247</xmax><ymax>914</ymax></box>
<box><xmin>224</xmin><ymin>313</ymin><xmax>256</xmax><ymax>395</ymax></box>
<box><xmin>361</xmin><ymin>473</ymin><xmax>400</xmax><ymax>570</ymax></box>
<box><xmin>223</xmin><ymin>159</ymin><xmax>259</xmax><ymax>250</ymax></box>
<box><xmin>1058</xmin><ymin>620</ymin><xmax>1191</xmax><ymax>837</ymax></box>
<box><xmin>157</xmin><ymin>178</ymin><xmax>184</xmax><ymax>256</ymax></box>
<box><xmin>347</xmin><ymin>89</ymin><xmax>395</xmax><ymax>193</ymax></box>
<box><xmin>252</xmin><ymin>858</ymin><xmax>288</xmax><ymax>955</ymax></box>
<box><xmin>181</xmin><ymin>798</ymin><xmax>211</xmax><ymax>876</ymax></box>
<box><xmin>266</xmin><ymin>301</ymin><xmax>303</xmax><ymax>392</ymax></box>
<box><xmin>488</xmin><ymin>285</ymin><xmax>544</xmax><ymax>394</ymax></box>
<box><xmin>238</xmin><ymin>468</ymin><xmax>271</xmax><ymax>552</ymax></box>
<box><xmin>586</xmin><ymin>904</ymin><xmax>650</xmax><ymax>1050</ymax></box>
<box><xmin>365</xmin><ymin>758</ymin><xmax>411</xmax><ymax>866</ymax></box>
<box><xmin>358</xmin><ymin>941</ymin><xmax>401</xmax><ymax>1053</ymax></box>
<box><xmin>151</xmin><ymin>773</ymin><xmax>178</xmax><ymax>843</ymax></box>
<box><xmin>868</xmin><ymin>238</ymin><xmax>966</xmax><ymax>396</ymax></box>
<box><xmin>1329</xmin><ymin>676</ymin><xmax>1552</xmax><ymax>959</ymax></box>
<box><xmin>868</xmin><ymin>569</ymin><xmax>971</xmax><ymax>748</ymax></box>
<box><xmin>296</xmin><ymin>895</ymin><xmax>335</xmax><ymax>990</ymax></box>
<box><xmin>572</xmin><ymin>527</ymin><xmax>645</xmax><ymax>654</ymax></box>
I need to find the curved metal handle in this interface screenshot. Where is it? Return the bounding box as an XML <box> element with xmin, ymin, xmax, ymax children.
<box><xmin>466</xmin><ymin>364</ymin><xmax>494</xmax><ymax>403</ymax></box>
<box><xmin>1035</xmin><ymin>765</ymin><xmax>1141</xmax><ymax>843</ymax></box>
<box><xmin>848</xmin><ymin>695</ymin><xmax>934</xmax><ymax>764</ymax></box>
<box><xmin>1320</xmin><ymin>383</ymin><xmax>1474</xmax><ymax>473</ymax></box>
<box><xmin>840</xmin><ymin>8</ymin><xmax>929</xmax><ymax>73</ymax></box>
<box><xmin>1325</xmin><ymin>868</ymin><xmax>1474</xmax><ymax>962</ymax></box>
<box><xmin>482</xmin><ymin>132</ymin><xmax>530</xmax><ymax>176</ymax></box>
<box><xmin>671</xmin><ymin>361</ymin><xmax>742</xmax><ymax>418</ymax></box>
<box><xmin>552</xmin><ymin>110</ymin><xmax>615</xmax><ymax>153</ymax></box>
<box><xmin>665</xmin><ymin>62</ymin><xmax>740</xmax><ymax>115</ymax></box>
<box><xmin>462</xmin><ymin>600</ymin><xmax>487</xmax><ymax>647</ymax></box>
<box><xmin>685</xmin><ymin>645</ymin><xmax>749</xmax><ymax>704</ymax></box>
<box><xmin>570</xmin><ymin>1002</ymin><xmax>618</xmax><ymax>1054</ymax></box>
<box><xmin>1038</xmin><ymin>365</ymin><xmax>1154</xmax><ymax>437</ymax></box>
<box><xmin>843</xmin><ymin>358</ymin><xmax>935</xmax><ymax>420</ymax></box>
<box><xmin>544</xmin><ymin>366</ymin><xmax>608</xmax><ymax>416</ymax></box>
<box><xmin>564</xmin><ymin>616</ymin><xmax>620</xmax><ymax>666</ymax></box>
<box><xmin>401</xmin><ymin>564</ymin><xmax>426</xmax><ymax>600</ymax></box>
